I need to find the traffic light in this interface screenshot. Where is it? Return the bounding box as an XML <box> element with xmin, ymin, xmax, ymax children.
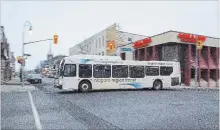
<box><xmin>196</xmin><ymin>40</ymin><xmax>203</xmax><ymax>49</ymax></box>
<box><xmin>17</xmin><ymin>56</ymin><xmax>22</xmax><ymax>64</ymax></box>
<box><xmin>53</xmin><ymin>35</ymin><xmax>58</xmax><ymax>44</ymax></box>
<box><xmin>107</xmin><ymin>41</ymin><xmax>115</xmax><ymax>50</ymax></box>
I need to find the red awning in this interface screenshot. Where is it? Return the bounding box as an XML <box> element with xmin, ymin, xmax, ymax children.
<box><xmin>133</xmin><ymin>38</ymin><xmax>152</xmax><ymax>49</ymax></box>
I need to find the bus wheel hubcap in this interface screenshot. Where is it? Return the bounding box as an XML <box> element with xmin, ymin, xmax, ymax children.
<box><xmin>155</xmin><ymin>82</ymin><xmax>161</xmax><ymax>89</ymax></box>
<box><xmin>82</xmin><ymin>84</ymin><xmax>89</xmax><ymax>90</ymax></box>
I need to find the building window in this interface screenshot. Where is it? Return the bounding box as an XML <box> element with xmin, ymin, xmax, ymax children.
<box><xmin>93</xmin><ymin>64</ymin><xmax>111</xmax><ymax>78</ymax></box>
<box><xmin>145</xmin><ymin>66</ymin><xmax>159</xmax><ymax>76</ymax></box>
<box><xmin>129</xmin><ymin>65</ymin><xmax>145</xmax><ymax>78</ymax></box>
<box><xmin>121</xmin><ymin>53</ymin><xmax>126</xmax><ymax>60</ymax></box>
<box><xmin>79</xmin><ymin>64</ymin><xmax>92</xmax><ymax>78</ymax></box>
<box><xmin>102</xmin><ymin>36</ymin><xmax>105</xmax><ymax>47</ymax></box>
<box><xmin>112</xmin><ymin>65</ymin><xmax>128</xmax><ymax>78</ymax></box>
<box><xmin>96</xmin><ymin>39</ymin><xmax>98</xmax><ymax>48</ymax></box>
<box><xmin>102</xmin><ymin>51</ymin><xmax>104</xmax><ymax>56</ymax></box>
<box><xmin>99</xmin><ymin>38</ymin><xmax>101</xmax><ymax>48</ymax></box>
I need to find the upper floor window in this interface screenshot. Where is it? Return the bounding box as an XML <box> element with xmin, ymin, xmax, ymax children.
<box><xmin>102</xmin><ymin>36</ymin><xmax>105</xmax><ymax>46</ymax></box>
<box><xmin>99</xmin><ymin>38</ymin><xmax>101</xmax><ymax>48</ymax></box>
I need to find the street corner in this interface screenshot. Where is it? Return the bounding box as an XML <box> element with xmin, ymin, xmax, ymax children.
<box><xmin>165</xmin><ymin>85</ymin><xmax>219</xmax><ymax>93</ymax></box>
<box><xmin>1</xmin><ymin>84</ymin><xmax>37</xmax><ymax>93</ymax></box>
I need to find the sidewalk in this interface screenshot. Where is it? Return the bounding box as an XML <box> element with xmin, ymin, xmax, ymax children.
<box><xmin>1</xmin><ymin>77</ymin><xmax>36</xmax><ymax>92</ymax></box>
<box><xmin>1</xmin><ymin>84</ymin><xmax>37</xmax><ymax>93</ymax></box>
<box><xmin>168</xmin><ymin>84</ymin><xmax>219</xmax><ymax>90</ymax></box>
<box><xmin>1</xmin><ymin>77</ymin><xmax>30</xmax><ymax>85</ymax></box>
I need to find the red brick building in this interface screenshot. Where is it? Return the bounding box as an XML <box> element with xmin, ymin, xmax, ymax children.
<box><xmin>120</xmin><ymin>30</ymin><xmax>219</xmax><ymax>87</ymax></box>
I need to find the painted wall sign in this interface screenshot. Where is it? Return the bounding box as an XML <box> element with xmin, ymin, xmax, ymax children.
<box><xmin>133</xmin><ymin>37</ymin><xmax>152</xmax><ymax>49</ymax></box>
<box><xmin>178</xmin><ymin>33</ymin><xmax>206</xmax><ymax>43</ymax></box>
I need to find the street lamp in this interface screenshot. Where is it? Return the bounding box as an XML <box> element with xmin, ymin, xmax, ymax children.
<box><xmin>21</xmin><ymin>21</ymin><xmax>33</xmax><ymax>87</ymax></box>
<box><xmin>28</xmin><ymin>26</ymin><xmax>33</xmax><ymax>35</ymax></box>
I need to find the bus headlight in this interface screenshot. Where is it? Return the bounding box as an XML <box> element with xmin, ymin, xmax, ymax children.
<box><xmin>58</xmin><ymin>79</ymin><xmax>62</xmax><ymax>85</ymax></box>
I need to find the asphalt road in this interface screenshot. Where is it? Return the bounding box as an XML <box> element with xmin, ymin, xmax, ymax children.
<box><xmin>1</xmin><ymin>78</ymin><xmax>219</xmax><ymax>130</ymax></box>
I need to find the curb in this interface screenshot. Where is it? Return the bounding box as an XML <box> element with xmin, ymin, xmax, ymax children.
<box><xmin>1</xmin><ymin>80</ymin><xmax>30</xmax><ymax>85</ymax></box>
<box><xmin>3</xmin><ymin>83</ymin><xmax>31</xmax><ymax>85</ymax></box>
<box><xmin>168</xmin><ymin>86</ymin><xmax>219</xmax><ymax>91</ymax></box>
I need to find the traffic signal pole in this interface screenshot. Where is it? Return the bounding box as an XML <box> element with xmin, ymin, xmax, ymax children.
<box><xmin>21</xmin><ymin>39</ymin><xmax>53</xmax><ymax>87</ymax></box>
<box><xmin>23</xmin><ymin>39</ymin><xmax>53</xmax><ymax>45</ymax></box>
<box><xmin>20</xmin><ymin>35</ymin><xmax>58</xmax><ymax>87</ymax></box>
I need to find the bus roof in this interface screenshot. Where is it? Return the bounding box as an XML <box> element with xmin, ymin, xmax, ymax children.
<box><xmin>62</xmin><ymin>55</ymin><xmax>179</xmax><ymax>66</ymax></box>
<box><xmin>64</xmin><ymin>55</ymin><xmax>122</xmax><ymax>61</ymax></box>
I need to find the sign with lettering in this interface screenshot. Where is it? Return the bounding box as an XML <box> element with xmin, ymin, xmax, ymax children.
<box><xmin>133</xmin><ymin>38</ymin><xmax>152</xmax><ymax>49</ymax></box>
<box><xmin>178</xmin><ymin>33</ymin><xmax>206</xmax><ymax>43</ymax></box>
<box><xmin>121</xmin><ymin>48</ymin><xmax>133</xmax><ymax>52</ymax></box>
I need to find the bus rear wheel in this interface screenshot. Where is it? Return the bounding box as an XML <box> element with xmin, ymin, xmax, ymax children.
<box><xmin>78</xmin><ymin>80</ymin><xmax>92</xmax><ymax>92</ymax></box>
<box><xmin>152</xmin><ymin>80</ymin><xmax>162</xmax><ymax>90</ymax></box>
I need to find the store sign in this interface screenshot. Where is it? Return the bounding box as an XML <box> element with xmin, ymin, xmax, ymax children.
<box><xmin>121</xmin><ymin>48</ymin><xmax>132</xmax><ymax>52</ymax></box>
<box><xmin>178</xmin><ymin>33</ymin><xmax>206</xmax><ymax>43</ymax></box>
<box><xmin>133</xmin><ymin>38</ymin><xmax>152</xmax><ymax>49</ymax></box>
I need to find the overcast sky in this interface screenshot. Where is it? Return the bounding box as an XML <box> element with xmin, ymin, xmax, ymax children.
<box><xmin>1</xmin><ymin>1</ymin><xmax>219</xmax><ymax>71</ymax></box>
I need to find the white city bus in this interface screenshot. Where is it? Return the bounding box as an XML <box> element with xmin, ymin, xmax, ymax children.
<box><xmin>54</xmin><ymin>55</ymin><xmax>181</xmax><ymax>92</ymax></box>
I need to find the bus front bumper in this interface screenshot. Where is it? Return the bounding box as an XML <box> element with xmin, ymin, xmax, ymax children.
<box><xmin>54</xmin><ymin>85</ymin><xmax>62</xmax><ymax>89</ymax></box>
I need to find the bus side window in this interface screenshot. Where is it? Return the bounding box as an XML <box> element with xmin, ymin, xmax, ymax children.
<box><xmin>79</xmin><ymin>64</ymin><xmax>92</xmax><ymax>78</ymax></box>
<box><xmin>145</xmin><ymin>66</ymin><xmax>159</xmax><ymax>76</ymax></box>
<box><xmin>129</xmin><ymin>65</ymin><xmax>145</xmax><ymax>78</ymax></box>
<box><xmin>93</xmin><ymin>64</ymin><xmax>111</xmax><ymax>78</ymax></box>
<box><xmin>112</xmin><ymin>65</ymin><xmax>128</xmax><ymax>78</ymax></box>
<box><xmin>63</xmin><ymin>64</ymin><xmax>76</xmax><ymax>77</ymax></box>
<box><xmin>160</xmin><ymin>66</ymin><xmax>173</xmax><ymax>76</ymax></box>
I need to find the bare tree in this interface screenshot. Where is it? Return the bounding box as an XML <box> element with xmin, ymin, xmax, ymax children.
<box><xmin>77</xmin><ymin>42</ymin><xmax>91</xmax><ymax>55</ymax></box>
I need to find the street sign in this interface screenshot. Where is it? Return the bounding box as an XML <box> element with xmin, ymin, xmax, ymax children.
<box><xmin>121</xmin><ymin>48</ymin><xmax>133</xmax><ymax>52</ymax></box>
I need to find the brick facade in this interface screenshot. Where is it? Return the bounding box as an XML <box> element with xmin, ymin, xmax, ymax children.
<box><xmin>1</xmin><ymin>26</ymin><xmax>14</xmax><ymax>84</ymax></box>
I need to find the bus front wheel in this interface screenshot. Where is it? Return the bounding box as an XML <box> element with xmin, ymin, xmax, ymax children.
<box><xmin>152</xmin><ymin>80</ymin><xmax>163</xmax><ymax>90</ymax></box>
<box><xmin>78</xmin><ymin>80</ymin><xmax>92</xmax><ymax>92</ymax></box>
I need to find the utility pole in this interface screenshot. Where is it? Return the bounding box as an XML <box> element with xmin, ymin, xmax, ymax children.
<box><xmin>195</xmin><ymin>45</ymin><xmax>198</xmax><ymax>88</ymax></box>
<box><xmin>19</xmin><ymin>35</ymin><xmax>58</xmax><ymax>87</ymax></box>
<box><xmin>21</xmin><ymin>21</ymin><xmax>32</xmax><ymax>87</ymax></box>
<box><xmin>195</xmin><ymin>38</ymin><xmax>203</xmax><ymax>88</ymax></box>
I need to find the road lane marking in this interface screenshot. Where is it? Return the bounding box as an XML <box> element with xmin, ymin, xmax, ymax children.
<box><xmin>28</xmin><ymin>91</ymin><xmax>42</xmax><ymax>130</ymax></box>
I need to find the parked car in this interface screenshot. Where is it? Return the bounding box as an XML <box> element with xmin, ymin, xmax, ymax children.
<box><xmin>48</xmin><ymin>74</ymin><xmax>54</xmax><ymax>78</ymax></box>
<box><xmin>27</xmin><ymin>74</ymin><xmax>42</xmax><ymax>84</ymax></box>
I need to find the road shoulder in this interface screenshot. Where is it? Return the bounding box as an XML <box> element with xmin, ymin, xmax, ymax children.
<box><xmin>1</xmin><ymin>84</ymin><xmax>37</xmax><ymax>93</ymax></box>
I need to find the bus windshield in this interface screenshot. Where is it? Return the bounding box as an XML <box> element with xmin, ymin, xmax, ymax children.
<box><xmin>58</xmin><ymin>59</ymin><xmax>65</xmax><ymax>77</ymax></box>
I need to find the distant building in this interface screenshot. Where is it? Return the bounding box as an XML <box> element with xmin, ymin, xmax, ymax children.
<box><xmin>122</xmin><ymin>30</ymin><xmax>219</xmax><ymax>87</ymax></box>
<box><xmin>39</xmin><ymin>55</ymin><xmax>66</xmax><ymax>76</ymax></box>
<box><xmin>51</xmin><ymin>55</ymin><xmax>66</xmax><ymax>69</ymax></box>
<box><xmin>10</xmin><ymin>52</ymin><xmax>16</xmax><ymax>77</ymax></box>
<box><xmin>1</xmin><ymin>26</ymin><xmax>14</xmax><ymax>83</ymax></box>
<box><xmin>69</xmin><ymin>23</ymin><xmax>147</xmax><ymax>57</ymax></box>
